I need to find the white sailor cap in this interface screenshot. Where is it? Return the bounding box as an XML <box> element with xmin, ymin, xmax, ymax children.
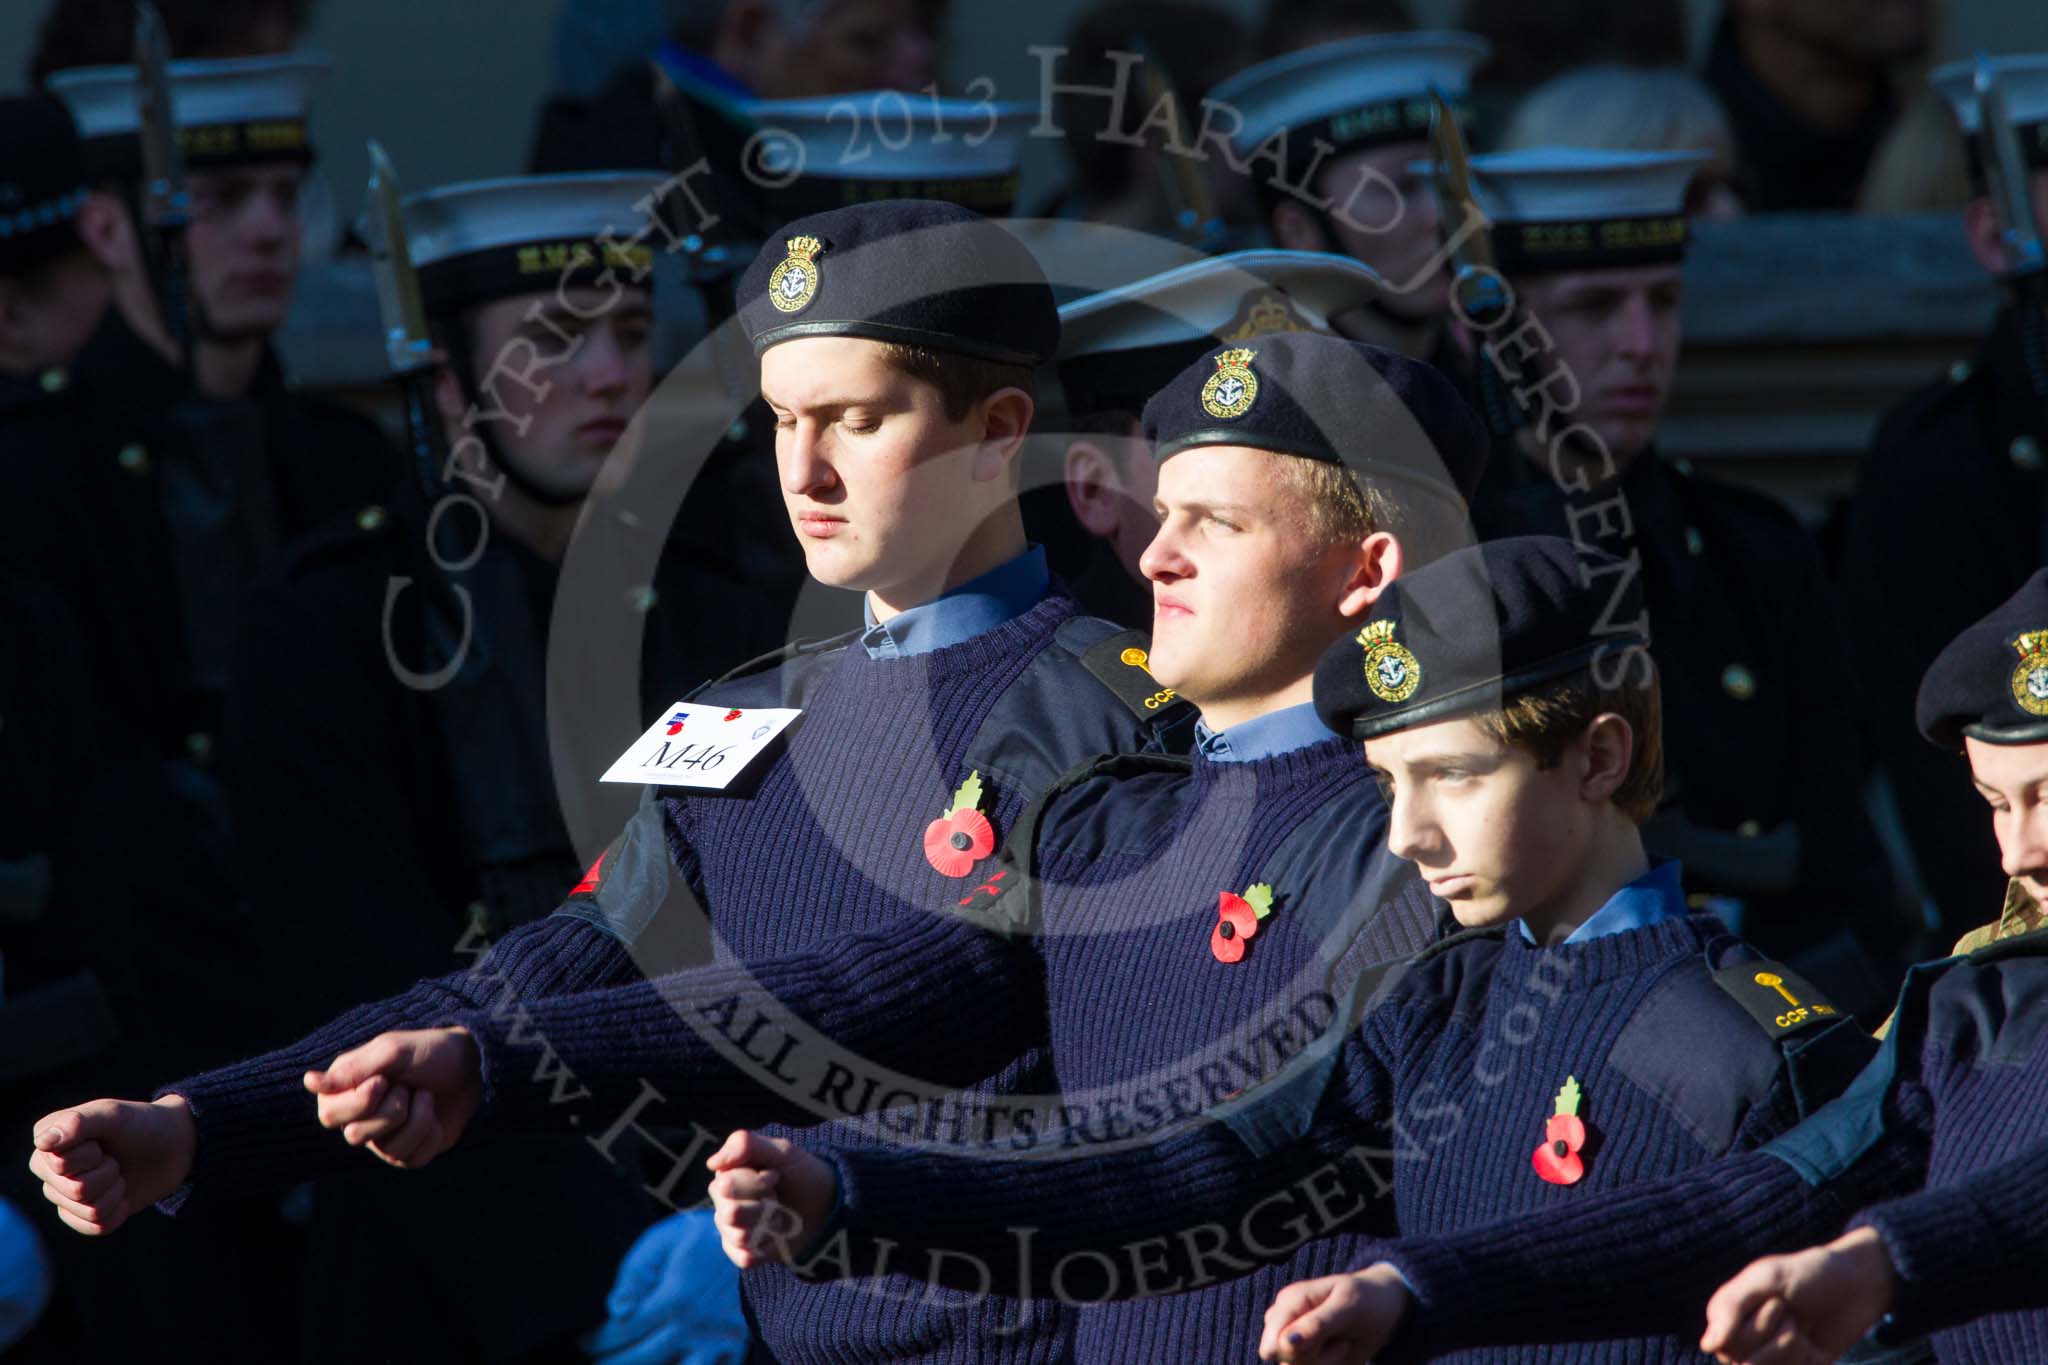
<box><xmin>1443</xmin><ymin>146</ymin><xmax>1705</xmax><ymax>275</ymax></box>
<box><xmin>741</xmin><ymin>93</ymin><xmax>1038</xmax><ymax>217</ymax></box>
<box><xmin>1929</xmin><ymin>55</ymin><xmax>2048</xmax><ymax>184</ymax></box>
<box><xmin>1205</xmin><ymin>31</ymin><xmax>1491</xmax><ymax>191</ymax></box>
<box><xmin>1055</xmin><ymin>249</ymin><xmax>1385</xmax><ymax>416</ymax></box>
<box><xmin>402</xmin><ymin>172</ymin><xmax>671</xmax><ymax>313</ymax></box>
<box><xmin>46</xmin><ymin>54</ymin><xmax>329</xmax><ymax>181</ymax></box>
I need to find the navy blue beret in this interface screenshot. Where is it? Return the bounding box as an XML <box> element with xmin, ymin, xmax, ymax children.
<box><xmin>736</xmin><ymin>199</ymin><xmax>1057</xmax><ymax>367</ymax></box>
<box><xmin>1314</xmin><ymin>535</ymin><xmax>1650</xmax><ymax>740</ymax></box>
<box><xmin>0</xmin><ymin>96</ymin><xmax>89</xmax><ymax>278</ymax></box>
<box><xmin>1916</xmin><ymin>567</ymin><xmax>2048</xmax><ymax>749</ymax></box>
<box><xmin>1139</xmin><ymin>332</ymin><xmax>1488</xmax><ymax>507</ymax></box>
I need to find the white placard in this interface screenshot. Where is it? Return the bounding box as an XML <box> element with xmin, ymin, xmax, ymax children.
<box><xmin>599</xmin><ymin>701</ymin><xmax>804</xmax><ymax>789</ymax></box>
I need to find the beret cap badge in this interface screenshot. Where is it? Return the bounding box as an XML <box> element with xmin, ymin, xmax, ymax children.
<box><xmin>1359</xmin><ymin>619</ymin><xmax>1422</xmax><ymax>704</ymax></box>
<box><xmin>1198</xmin><ymin>347</ymin><xmax>1260</xmax><ymax>420</ymax></box>
<box><xmin>2012</xmin><ymin>630</ymin><xmax>2048</xmax><ymax>718</ymax></box>
<box><xmin>768</xmin><ymin>234</ymin><xmax>824</xmax><ymax>314</ymax></box>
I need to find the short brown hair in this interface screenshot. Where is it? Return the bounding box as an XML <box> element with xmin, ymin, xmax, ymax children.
<box><xmin>1473</xmin><ymin>656</ymin><xmax>1664</xmax><ymax>823</ymax></box>
<box><xmin>1274</xmin><ymin>456</ymin><xmax>1400</xmax><ymax>547</ymax></box>
<box><xmin>879</xmin><ymin>343</ymin><xmax>1036</xmax><ymax>422</ymax></box>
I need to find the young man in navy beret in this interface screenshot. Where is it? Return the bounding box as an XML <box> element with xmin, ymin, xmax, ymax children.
<box><xmin>703</xmin><ymin>533</ymin><xmax>1871</xmax><ymax>1361</ymax></box>
<box><xmin>1255</xmin><ymin>567</ymin><xmax>2048</xmax><ymax>1365</ymax></box>
<box><xmin>25</xmin><ymin>199</ymin><xmax>1192</xmax><ymax>1365</ymax></box>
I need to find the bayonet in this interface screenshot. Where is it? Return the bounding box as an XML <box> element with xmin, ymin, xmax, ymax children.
<box><xmin>363</xmin><ymin>140</ymin><xmax>449</xmax><ymax>498</ymax></box>
<box><xmin>1976</xmin><ymin>54</ymin><xmax>2046</xmax><ymax>281</ymax></box>
<box><xmin>134</xmin><ymin>1</ymin><xmax>194</xmax><ymax>352</ymax></box>
<box><xmin>1974</xmin><ymin>55</ymin><xmax>2048</xmax><ymax>400</ymax></box>
<box><xmin>1428</xmin><ymin>86</ymin><xmax>1522</xmax><ymax>438</ymax></box>
<box><xmin>1427</xmin><ymin>87</ymin><xmax>1507</xmax><ymax>328</ymax></box>
<box><xmin>1130</xmin><ymin>39</ymin><xmax>1222</xmax><ymax>248</ymax></box>
<box><xmin>366</xmin><ymin>140</ymin><xmax>435</xmax><ymax>380</ymax></box>
<box><xmin>650</xmin><ymin>60</ymin><xmax>758</xmax><ymax>284</ymax></box>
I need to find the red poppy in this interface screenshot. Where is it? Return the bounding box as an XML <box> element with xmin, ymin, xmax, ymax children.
<box><xmin>1211</xmin><ymin>891</ymin><xmax>1261</xmax><ymax>963</ymax></box>
<box><xmin>925</xmin><ymin>772</ymin><xmax>995</xmax><ymax>877</ymax></box>
<box><xmin>924</xmin><ymin>808</ymin><xmax>995</xmax><ymax>878</ymax></box>
<box><xmin>724</xmin><ymin>709</ymin><xmax>743</xmax><ymax>722</ymax></box>
<box><xmin>1533</xmin><ymin>1077</ymin><xmax>1587</xmax><ymax>1185</ymax></box>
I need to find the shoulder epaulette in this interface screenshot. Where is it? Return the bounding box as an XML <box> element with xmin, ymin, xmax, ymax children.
<box><xmin>283</xmin><ymin>502</ymin><xmax>397</xmax><ymax>575</ymax></box>
<box><xmin>1875</xmin><ymin>363</ymin><xmax>1982</xmax><ymax>439</ymax></box>
<box><xmin>1710</xmin><ymin>955</ymin><xmax>1843</xmax><ymax>1041</ymax></box>
<box><xmin>1665</xmin><ymin>459</ymin><xmax>1809</xmax><ymax>535</ymax></box>
<box><xmin>1071</xmin><ymin>626</ymin><xmax>1193</xmax><ymax>722</ymax></box>
<box><xmin>0</xmin><ymin>368</ymin><xmax>75</xmax><ymax>420</ymax></box>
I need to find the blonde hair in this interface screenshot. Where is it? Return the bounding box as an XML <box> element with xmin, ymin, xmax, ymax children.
<box><xmin>1473</xmin><ymin>659</ymin><xmax>1665</xmax><ymax>824</ymax></box>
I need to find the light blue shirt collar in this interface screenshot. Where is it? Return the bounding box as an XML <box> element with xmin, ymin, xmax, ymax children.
<box><xmin>859</xmin><ymin>546</ymin><xmax>1050</xmax><ymax>660</ymax></box>
<box><xmin>1519</xmin><ymin>858</ymin><xmax>1687</xmax><ymax>946</ymax></box>
<box><xmin>1193</xmin><ymin>702</ymin><xmax>1337</xmax><ymax>763</ymax></box>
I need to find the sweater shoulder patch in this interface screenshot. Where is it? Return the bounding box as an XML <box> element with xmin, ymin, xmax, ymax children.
<box><xmin>1608</xmin><ymin>956</ymin><xmax>1790</xmax><ymax>1154</ymax></box>
<box><xmin>1072</xmin><ymin>627</ymin><xmax>1191</xmax><ymax>722</ymax></box>
<box><xmin>555</xmin><ymin>800</ymin><xmax>685</xmax><ymax>952</ymax></box>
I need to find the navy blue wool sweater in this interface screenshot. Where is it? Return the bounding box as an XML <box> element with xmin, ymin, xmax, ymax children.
<box><xmin>451</xmin><ymin>736</ymin><xmax>1444</xmax><ymax>1362</ymax></box>
<box><xmin>1358</xmin><ymin>927</ymin><xmax>2048</xmax><ymax>1364</ymax></box>
<box><xmin>153</xmin><ymin>591</ymin><xmax>1173</xmax><ymax>1365</ymax></box>
<box><xmin>816</xmin><ymin>912</ymin><xmax>1868</xmax><ymax>1363</ymax></box>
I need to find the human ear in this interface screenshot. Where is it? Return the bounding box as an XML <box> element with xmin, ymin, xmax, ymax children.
<box><xmin>970</xmin><ymin>386</ymin><xmax>1033</xmax><ymax>483</ymax></box>
<box><xmin>1269</xmin><ymin>200</ymin><xmax>1331</xmax><ymax>253</ymax></box>
<box><xmin>75</xmin><ymin>193</ymin><xmax>139</xmax><ymax>274</ymax></box>
<box><xmin>1063</xmin><ymin>439</ymin><xmax>1127</xmax><ymax>535</ymax></box>
<box><xmin>1579</xmin><ymin>713</ymin><xmax>1635</xmax><ymax>803</ymax></box>
<box><xmin>1335</xmin><ymin>531</ymin><xmax>1404</xmax><ymax>619</ymax></box>
<box><xmin>1962</xmin><ymin>197</ymin><xmax>2007</xmax><ymax>276</ymax></box>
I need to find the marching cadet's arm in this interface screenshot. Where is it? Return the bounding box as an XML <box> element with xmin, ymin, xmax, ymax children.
<box><xmin>449</xmin><ymin>904</ymin><xmax>1045</xmax><ymax>1133</ymax></box>
<box><xmin>1847</xmin><ymin>1133</ymin><xmax>2048</xmax><ymax>1341</ymax></box>
<box><xmin>1359</xmin><ymin>1065</ymin><xmax>1936</xmax><ymax>1361</ymax></box>
<box><xmin>796</xmin><ymin>1010</ymin><xmax>1410</xmax><ymax>1298</ymax></box>
<box><xmin>150</xmin><ymin>907</ymin><xmax>644</xmax><ymax>1214</ymax></box>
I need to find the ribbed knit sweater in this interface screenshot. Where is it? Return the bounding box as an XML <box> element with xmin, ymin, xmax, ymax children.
<box><xmin>461</xmin><ymin>735</ymin><xmax>1442</xmax><ymax>1362</ymax></box>
<box><xmin>822</xmin><ymin>913</ymin><xmax>1841</xmax><ymax>1362</ymax></box>
<box><xmin>154</xmin><ymin>590</ymin><xmax>1169</xmax><ymax>1365</ymax></box>
<box><xmin>1030</xmin><ymin>738</ymin><xmax>1440</xmax><ymax>1362</ymax></box>
<box><xmin>1361</xmin><ymin>930</ymin><xmax>2048</xmax><ymax>1364</ymax></box>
